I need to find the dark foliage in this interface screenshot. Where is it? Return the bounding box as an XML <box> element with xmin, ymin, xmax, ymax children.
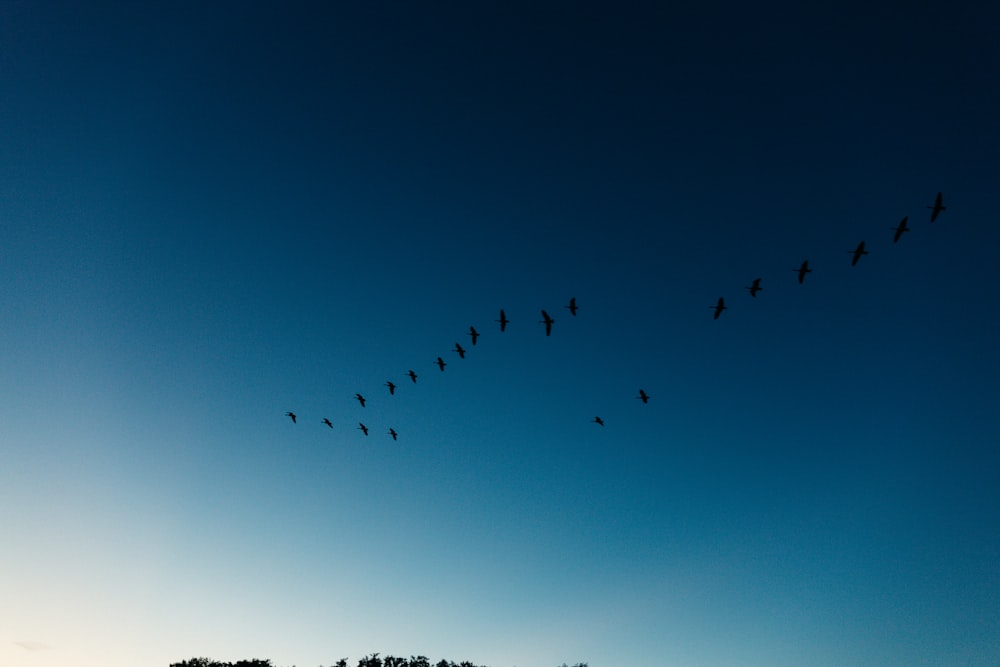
<box><xmin>172</xmin><ymin>655</ymin><xmax>584</xmax><ymax>667</ymax></box>
<box><xmin>170</xmin><ymin>660</ymin><xmax>273</xmax><ymax>667</ymax></box>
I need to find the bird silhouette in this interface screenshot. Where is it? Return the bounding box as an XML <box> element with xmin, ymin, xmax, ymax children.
<box><xmin>928</xmin><ymin>192</ymin><xmax>946</xmax><ymax>222</ymax></box>
<box><xmin>593</xmin><ymin>416</ymin><xmax>605</xmax><ymax>426</ymax></box>
<box><xmin>539</xmin><ymin>310</ymin><xmax>554</xmax><ymax>336</ymax></box>
<box><xmin>496</xmin><ymin>309</ymin><xmax>509</xmax><ymax>332</ymax></box>
<box><xmin>322</xmin><ymin>418</ymin><xmax>333</xmax><ymax>429</ymax></box>
<box><xmin>849</xmin><ymin>241</ymin><xmax>868</xmax><ymax>266</ymax></box>
<box><xmin>891</xmin><ymin>216</ymin><xmax>910</xmax><ymax>243</ymax></box>
<box><xmin>745</xmin><ymin>278</ymin><xmax>762</xmax><ymax>298</ymax></box>
<box><xmin>795</xmin><ymin>260</ymin><xmax>812</xmax><ymax>284</ymax></box>
<box><xmin>407</xmin><ymin>369</ymin><xmax>418</xmax><ymax>383</ymax></box>
<box><xmin>565</xmin><ymin>297</ymin><xmax>579</xmax><ymax>316</ymax></box>
<box><xmin>636</xmin><ymin>389</ymin><xmax>650</xmax><ymax>404</ymax></box>
<box><xmin>468</xmin><ymin>326</ymin><xmax>480</xmax><ymax>345</ymax></box>
<box><xmin>711</xmin><ymin>297</ymin><xmax>727</xmax><ymax>320</ymax></box>
<box><xmin>358</xmin><ymin>422</ymin><xmax>369</xmax><ymax>436</ymax></box>
<box><xmin>388</xmin><ymin>428</ymin><xmax>398</xmax><ymax>441</ymax></box>
<box><xmin>453</xmin><ymin>342</ymin><xmax>466</xmax><ymax>358</ymax></box>
<box><xmin>436</xmin><ymin>357</ymin><xmax>447</xmax><ymax>371</ymax></box>
<box><xmin>385</xmin><ymin>380</ymin><xmax>396</xmax><ymax>395</ymax></box>
<box><xmin>355</xmin><ymin>393</ymin><xmax>366</xmax><ymax>408</ymax></box>
<box><xmin>285</xmin><ymin>411</ymin><xmax>297</xmax><ymax>424</ymax></box>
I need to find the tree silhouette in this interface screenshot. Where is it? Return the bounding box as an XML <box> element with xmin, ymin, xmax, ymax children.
<box><xmin>170</xmin><ymin>660</ymin><xmax>273</xmax><ymax>667</ymax></box>
<box><xmin>171</xmin><ymin>654</ymin><xmax>580</xmax><ymax>667</ymax></box>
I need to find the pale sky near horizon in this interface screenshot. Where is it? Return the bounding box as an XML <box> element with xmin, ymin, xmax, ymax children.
<box><xmin>2</xmin><ymin>2</ymin><xmax>998</xmax><ymax>666</ymax></box>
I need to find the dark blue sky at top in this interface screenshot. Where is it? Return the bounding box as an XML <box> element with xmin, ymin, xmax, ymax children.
<box><xmin>1</xmin><ymin>3</ymin><xmax>998</xmax><ymax>667</ymax></box>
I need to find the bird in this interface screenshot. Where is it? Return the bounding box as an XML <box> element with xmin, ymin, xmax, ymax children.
<box><xmin>388</xmin><ymin>428</ymin><xmax>398</xmax><ymax>441</ymax></box>
<box><xmin>407</xmin><ymin>369</ymin><xmax>418</xmax><ymax>383</ymax></box>
<box><xmin>322</xmin><ymin>418</ymin><xmax>333</xmax><ymax>429</ymax></box>
<box><xmin>636</xmin><ymin>389</ymin><xmax>650</xmax><ymax>404</ymax></box>
<box><xmin>593</xmin><ymin>416</ymin><xmax>605</xmax><ymax>426</ymax></box>
<box><xmin>745</xmin><ymin>278</ymin><xmax>762</xmax><ymax>298</ymax></box>
<box><xmin>565</xmin><ymin>297</ymin><xmax>579</xmax><ymax>316</ymax></box>
<box><xmin>385</xmin><ymin>380</ymin><xmax>396</xmax><ymax>395</ymax></box>
<box><xmin>496</xmin><ymin>309</ymin><xmax>509</xmax><ymax>332</ymax></box>
<box><xmin>453</xmin><ymin>342</ymin><xmax>466</xmax><ymax>358</ymax></box>
<box><xmin>354</xmin><ymin>393</ymin><xmax>366</xmax><ymax>408</ymax></box>
<box><xmin>849</xmin><ymin>241</ymin><xmax>868</xmax><ymax>266</ymax></box>
<box><xmin>468</xmin><ymin>326</ymin><xmax>480</xmax><ymax>345</ymax></box>
<box><xmin>285</xmin><ymin>411</ymin><xmax>297</xmax><ymax>424</ymax></box>
<box><xmin>795</xmin><ymin>260</ymin><xmax>812</xmax><ymax>284</ymax></box>
<box><xmin>711</xmin><ymin>297</ymin><xmax>726</xmax><ymax>320</ymax></box>
<box><xmin>539</xmin><ymin>309</ymin><xmax>554</xmax><ymax>336</ymax></box>
<box><xmin>436</xmin><ymin>357</ymin><xmax>447</xmax><ymax>371</ymax></box>
<box><xmin>358</xmin><ymin>422</ymin><xmax>369</xmax><ymax>436</ymax></box>
<box><xmin>927</xmin><ymin>192</ymin><xmax>946</xmax><ymax>222</ymax></box>
<box><xmin>891</xmin><ymin>216</ymin><xmax>910</xmax><ymax>243</ymax></box>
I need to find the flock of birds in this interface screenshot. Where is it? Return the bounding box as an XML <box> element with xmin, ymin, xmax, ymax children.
<box><xmin>708</xmin><ymin>192</ymin><xmax>945</xmax><ymax>320</ymax></box>
<box><xmin>284</xmin><ymin>192</ymin><xmax>948</xmax><ymax>441</ymax></box>
<box><xmin>282</xmin><ymin>299</ymin><xmax>586</xmax><ymax>440</ymax></box>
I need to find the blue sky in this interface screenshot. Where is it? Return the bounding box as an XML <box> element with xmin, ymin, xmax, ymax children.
<box><xmin>1</xmin><ymin>2</ymin><xmax>998</xmax><ymax>666</ymax></box>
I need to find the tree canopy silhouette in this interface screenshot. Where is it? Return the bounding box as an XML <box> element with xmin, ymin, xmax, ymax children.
<box><xmin>170</xmin><ymin>660</ymin><xmax>273</xmax><ymax>667</ymax></box>
<box><xmin>171</xmin><ymin>655</ymin><xmax>585</xmax><ymax>667</ymax></box>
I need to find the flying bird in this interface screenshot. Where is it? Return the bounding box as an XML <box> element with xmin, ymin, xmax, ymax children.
<box><xmin>496</xmin><ymin>309</ymin><xmax>509</xmax><ymax>332</ymax></box>
<box><xmin>407</xmin><ymin>369</ymin><xmax>418</xmax><ymax>383</ymax></box>
<box><xmin>891</xmin><ymin>216</ymin><xmax>910</xmax><ymax>243</ymax></box>
<box><xmin>539</xmin><ymin>310</ymin><xmax>554</xmax><ymax>336</ymax></box>
<box><xmin>385</xmin><ymin>380</ymin><xmax>396</xmax><ymax>395</ymax></box>
<box><xmin>849</xmin><ymin>241</ymin><xmax>869</xmax><ymax>266</ymax></box>
<box><xmin>453</xmin><ymin>342</ymin><xmax>466</xmax><ymax>358</ymax></box>
<box><xmin>636</xmin><ymin>389</ymin><xmax>650</xmax><ymax>404</ymax></box>
<box><xmin>593</xmin><ymin>416</ymin><xmax>605</xmax><ymax>426</ymax></box>
<box><xmin>322</xmin><ymin>418</ymin><xmax>333</xmax><ymax>429</ymax></box>
<box><xmin>285</xmin><ymin>411</ymin><xmax>297</xmax><ymax>424</ymax></box>
<box><xmin>354</xmin><ymin>393</ymin><xmax>366</xmax><ymax>408</ymax></box>
<box><xmin>468</xmin><ymin>326</ymin><xmax>480</xmax><ymax>345</ymax></box>
<box><xmin>436</xmin><ymin>357</ymin><xmax>447</xmax><ymax>371</ymax></box>
<box><xmin>711</xmin><ymin>297</ymin><xmax>727</xmax><ymax>320</ymax></box>
<box><xmin>795</xmin><ymin>260</ymin><xmax>812</xmax><ymax>284</ymax></box>
<box><xmin>358</xmin><ymin>422</ymin><xmax>369</xmax><ymax>436</ymax></box>
<box><xmin>745</xmin><ymin>278</ymin><xmax>762</xmax><ymax>298</ymax></box>
<box><xmin>565</xmin><ymin>297</ymin><xmax>579</xmax><ymax>316</ymax></box>
<box><xmin>388</xmin><ymin>428</ymin><xmax>398</xmax><ymax>441</ymax></box>
<box><xmin>927</xmin><ymin>192</ymin><xmax>946</xmax><ymax>222</ymax></box>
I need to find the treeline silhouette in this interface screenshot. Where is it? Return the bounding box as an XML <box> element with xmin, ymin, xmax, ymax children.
<box><xmin>170</xmin><ymin>655</ymin><xmax>588</xmax><ymax>667</ymax></box>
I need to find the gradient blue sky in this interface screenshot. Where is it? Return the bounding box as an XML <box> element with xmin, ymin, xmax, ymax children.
<box><xmin>2</xmin><ymin>2</ymin><xmax>998</xmax><ymax>666</ymax></box>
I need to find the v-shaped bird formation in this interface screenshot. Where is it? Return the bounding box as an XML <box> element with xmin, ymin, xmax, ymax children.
<box><xmin>285</xmin><ymin>192</ymin><xmax>948</xmax><ymax>441</ymax></box>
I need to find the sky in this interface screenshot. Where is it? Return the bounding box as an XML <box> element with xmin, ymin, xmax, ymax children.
<box><xmin>1</xmin><ymin>2</ymin><xmax>998</xmax><ymax>666</ymax></box>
